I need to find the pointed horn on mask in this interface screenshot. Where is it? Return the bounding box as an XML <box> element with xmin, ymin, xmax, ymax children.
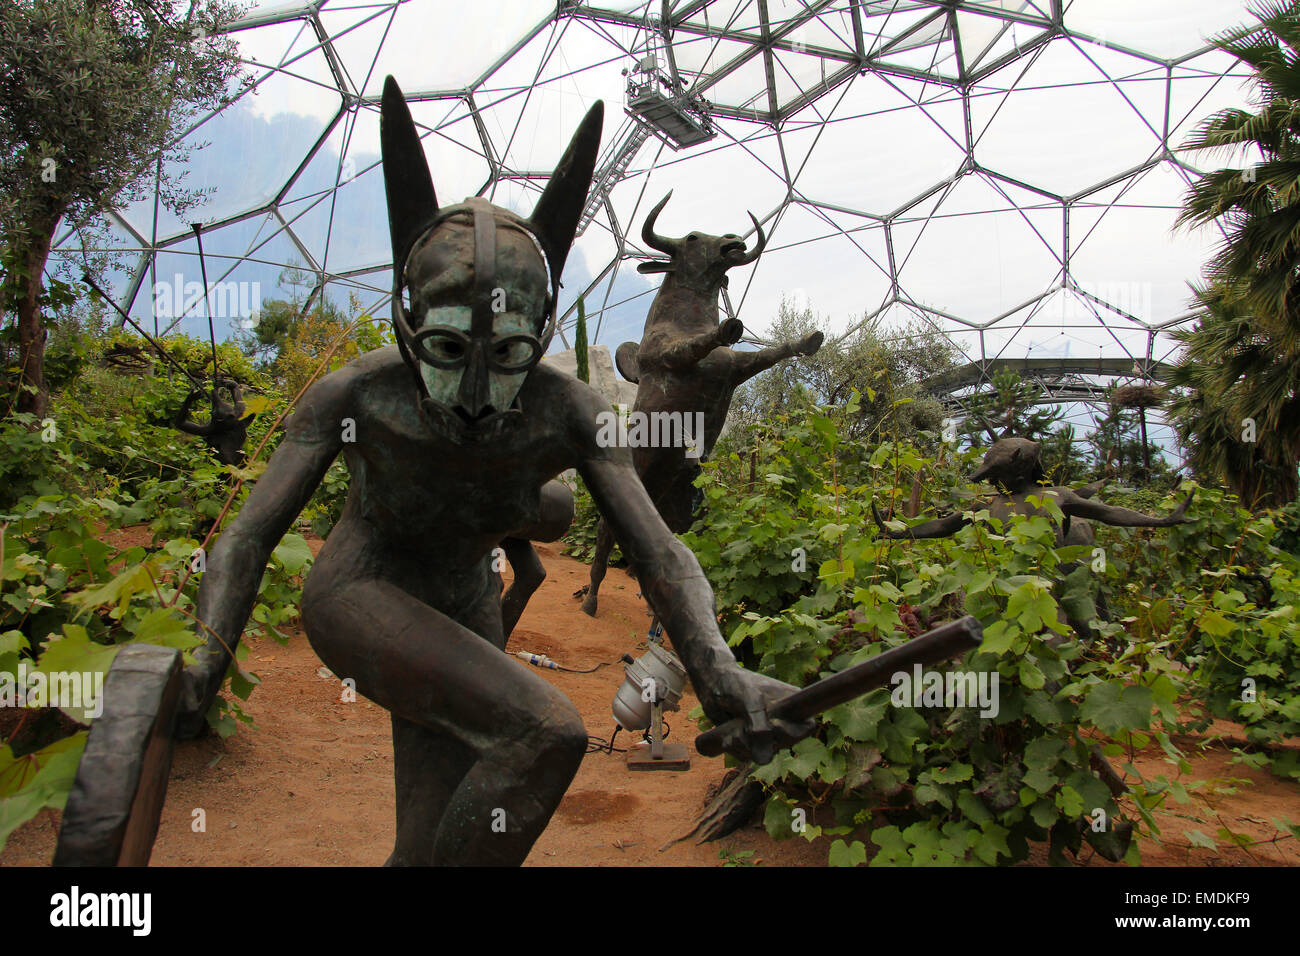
<box><xmin>529</xmin><ymin>100</ymin><xmax>605</xmax><ymax>291</ymax></box>
<box><xmin>641</xmin><ymin>191</ymin><xmax>678</xmax><ymax>255</ymax></box>
<box><xmin>735</xmin><ymin>211</ymin><xmax>766</xmax><ymax>265</ymax></box>
<box><xmin>381</xmin><ymin>77</ymin><xmax>439</xmax><ymax>279</ymax></box>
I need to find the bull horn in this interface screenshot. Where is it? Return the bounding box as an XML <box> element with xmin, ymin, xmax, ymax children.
<box><xmin>735</xmin><ymin>211</ymin><xmax>766</xmax><ymax>265</ymax></box>
<box><xmin>642</xmin><ymin>191</ymin><xmax>678</xmax><ymax>255</ymax></box>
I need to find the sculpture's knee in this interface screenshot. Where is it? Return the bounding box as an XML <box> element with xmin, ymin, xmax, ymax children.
<box><xmin>521</xmin><ymin>698</ymin><xmax>587</xmax><ymax>779</ymax></box>
<box><xmin>530</xmin><ymin>481</ymin><xmax>575</xmax><ymax>543</ymax></box>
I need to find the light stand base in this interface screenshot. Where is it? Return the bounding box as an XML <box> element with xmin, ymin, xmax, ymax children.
<box><xmin>626</xmin><ymin>697</ymin><xmax>690</xmax><ymax>771</ymax></box>
<box><xmin>627</xmin><ymin>742</ymin><xmax>691</xmax><ymax>771</ymax></box>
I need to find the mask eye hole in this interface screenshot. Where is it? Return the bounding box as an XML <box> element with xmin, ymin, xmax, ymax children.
<box><xmin>413</xmin><ymin>326</ymin><xmax>471</xmax><ymax>368</ymax></box>
<box><xmin>490</xmin><ymin>334</ymin><xmax>541</xmax><ymax>372</ymax></box>
<box><xmin>435</xmin><ymin>339</ymin><xmax>464</xmax><ymax>361</ymax></box>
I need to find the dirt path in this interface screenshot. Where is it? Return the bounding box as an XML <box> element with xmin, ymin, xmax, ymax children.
<box><xmin>4</xmin><ymin>541</ymin><xmax>1297</xmax><ymax>866</ymax></box>
<box><xmin>4</xmin><ymin>542</ymin><xmax>823</xmax><ymax>867</ymax></box>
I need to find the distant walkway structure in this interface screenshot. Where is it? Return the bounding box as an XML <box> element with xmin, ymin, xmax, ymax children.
<box><xmin>927</xmin><ymin>357</ymin><xmax>1175</xmax><ymax>412</ymax></box>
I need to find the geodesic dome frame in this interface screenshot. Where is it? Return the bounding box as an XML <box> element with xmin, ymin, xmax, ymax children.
<box><xmin>49</xmin><ymin>0</ymin><xmax>1257</xmax><ymax>447</ymax></box>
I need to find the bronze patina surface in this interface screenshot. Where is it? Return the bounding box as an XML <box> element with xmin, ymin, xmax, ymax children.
<box><xmin>173</xmin><ymin>77</ymin><xmax>811</xmax><ymax>866</ymax></box>
<box><xmin>582</xmin><ymin>192</ymin><xmax>823</xmax><ymax>616</ymax></box>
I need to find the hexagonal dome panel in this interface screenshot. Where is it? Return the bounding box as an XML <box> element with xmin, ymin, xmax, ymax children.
<box><xmin>47</xmin><ymin>0</ymin><xmax>1259</xmax><ymax>452</ymax></box>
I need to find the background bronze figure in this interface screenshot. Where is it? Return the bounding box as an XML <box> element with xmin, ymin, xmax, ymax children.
<box><xmin>172</xmin><ymin>376</ymin><xmax>252</xmax><ymax>466</ymax></box>
<box><xmin>873</xmin><ymin>437</ymin><xmax>1194</xmax><ymax>641</ymax></box>
<box><xmin>174</xmin><ymin>77</ymin><xmax>811</xmax><ymax>866</ymax></box>
<box><xmin>582</xmin><ymin>192</ymin><xmax>823</xmax><ymax>616</ymax></box>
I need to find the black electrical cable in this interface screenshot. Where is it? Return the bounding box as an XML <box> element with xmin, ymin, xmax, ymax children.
<box><xmin>640</xmin><ymin>717</ymin><xmax>670</xmax><ymax>744</ymax></box>
<box><xmin>586</xmin><ymin>725</ymin><xmax>626</xmax><ymax>754</ymax></box>
<box><xmin>556</xmin><ymin>660</ymin><xmax>613</xmax><ymax>674</ymax></box>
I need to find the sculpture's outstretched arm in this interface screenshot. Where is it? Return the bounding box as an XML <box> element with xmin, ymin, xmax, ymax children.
<box><xmin>1074</xmin><ymin>479</ymin><xmax>1106</xmax><ymax>500</ymax></box>
<box><xmin>730</xmin><ymin>330</ymin><xmax>823</xmax><ymax>387</ymax></box>
<box><xmin>578</xmin><ymin>448</ymin><xmax>812</xmax><ymax>764</ymax></box>
<box><xmin>653</xmin><ymin>318</ymin><xmax>745</xmax><ymax>369</ymax></box>
<box><xmin>871</xmin><ymin>500</ymin><xmax>969</xmax><ymax>539</ymax></box>
<box><xmin>217</xmin><ymin>377</ymin><xmax>247</xmax><ymax>420</ymax></box>
<box><xmin>1063</xmin><ymin>488</ymin><xmax>1194</xmax><ymax>528</ymax></box>
<box><xmin>177</xmin><ymin>369</ymin><xmax>352</xmax><ymax>736</ymax></box>
<box><xmin>173</xmin><ymin>390</ymin><xmax>211</xmax><ymax>436</ymax></box>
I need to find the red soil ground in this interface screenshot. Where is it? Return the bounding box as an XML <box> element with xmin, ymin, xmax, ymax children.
<box><xmin>4</xmin><ymin>538</ymin><xmax>1297</xmax><ymax>867</ymax></box>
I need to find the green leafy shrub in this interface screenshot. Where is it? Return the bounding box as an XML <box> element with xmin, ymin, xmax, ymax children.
<box><xmin>685</xmin><ymin>396</ymin><xmax>1297</xmax><ymax>864</ymax></box>
<box><xmin>0</xmin><ymin>364</ymin><xmax>314</xmax><ymax>853</ymax></box>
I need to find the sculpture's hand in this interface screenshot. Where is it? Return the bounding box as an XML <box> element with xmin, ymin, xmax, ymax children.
<box><xmin>1167</xmin><ymin>488</ymin><xmax>1195</xmax><ymax>524</ymax></box>
<box><xmin>718</xmin><ymin>317</ymin><xmax>744</xmax><ymax>346</ymax></box>
<box><xmin>696</xmin><ymin>666</ymin><xmax>816</xmax><ymax>765</ymax></box>
<box><xmin>871</xmin><ymin>499</ymin><xmax>897</xmax><ymax>537</ymax></box>
<box><xmin>796</xmin><ymin>330</ymin><xmax>824</xmax><ymax>356</ymax></box>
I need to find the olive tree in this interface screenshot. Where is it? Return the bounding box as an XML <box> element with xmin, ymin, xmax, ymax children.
<box><xmin>0</xmin><ymin>0</ymin><xmax>248</xmax><ymax>416</ymax></box>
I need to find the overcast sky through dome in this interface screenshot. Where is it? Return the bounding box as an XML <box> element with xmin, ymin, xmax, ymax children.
<box><xmin>51</xmin><ymin>0</ymin><xmax>1265</xmax><ymax>453</ymax></box>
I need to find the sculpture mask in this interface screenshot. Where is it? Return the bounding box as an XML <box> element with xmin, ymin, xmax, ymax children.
<box><xmin>393</xmin><ymin>199</ymin><xmax>554</xmax><ymax>441</ymax></box>
<box><xmin>380</xmin><ymin>76</ymin><xmax>603</xmax><ymax>443</ymax></box>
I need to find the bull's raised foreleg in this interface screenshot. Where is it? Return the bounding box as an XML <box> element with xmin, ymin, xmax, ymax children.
<box><xmin>581</xmin><ymin>519</ymin><xmax>616</xmax><ymax>617</ymax></box>
<box><xmin>730</xmin><ymin>331</ymin><xmax>822</xmax><ymax>386</ymax></box>
<box><xmin>656</xmin><ymin>318</ymin><xmax>745</xmax><ymax>369</ymax></box>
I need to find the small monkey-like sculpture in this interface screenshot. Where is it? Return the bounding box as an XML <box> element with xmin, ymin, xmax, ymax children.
<box><xmin>874</xmin><ymin>438</ymin><xmax>1193</xmax><ymax>641</ymax></box>
<box><xmin>172</xmin><ymin>377</ymin><xmax>252</xmax><ymax>466</ymax></box>
<box><xmin>175</xmin><ymin>78</ymin><xmax>810</xmax><ymax>866</ymax></box>
<box><xmin>582</xmin><ymin>193</ymin><xmax>823</xmax><ymax>616</ymax></box>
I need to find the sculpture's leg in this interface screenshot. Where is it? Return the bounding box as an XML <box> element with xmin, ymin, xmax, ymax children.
<box><xmin>388</xmin><ymin>714</ymin><xmax>475</xmax><ymax>866</ymax></box>
<box><xmin>581</xmin><ymin>519</ymin><xmax>615</xmax><ymax>617</ymax></box>
<box><xmin>303</xmin><ymin>576</ymin><xmax>587</xmax><ymax>866</ymax></box>
<box><xmin>500</xmin><ymin>537</ymin><xmax>545</xmax><ymax>639</ymax></box>
<box><xmin>500</xmin><ymin>480</ymin><xmax>573</xmax><ymax>635</ymax></box>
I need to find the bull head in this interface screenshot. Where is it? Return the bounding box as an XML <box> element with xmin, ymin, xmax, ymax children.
<box><xmin>636</xmin><ymin>191</ymin><xmax>765</xmax><ymax>292</ymax></box>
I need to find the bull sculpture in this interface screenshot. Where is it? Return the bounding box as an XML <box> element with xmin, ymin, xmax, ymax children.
<box><xmin>582</xmin><ymin>192</ymin><xmax>823</xmax><ymax>616</ymax></box>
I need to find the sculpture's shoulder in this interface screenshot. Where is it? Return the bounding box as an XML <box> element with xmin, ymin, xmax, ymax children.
<box><xmin>523</xmin><ymin>361</ymin><xmax>621</xmax><ymax>458</ymax></box>
<box><xmin>284</xmin><ymin>346</ymin><xmax>404</xmax><ymax>442</ymax></box>
<box><xmin>347</xmin><ymin>344</ymin><xmax>408</xmax><ymax>384</ymax></box>
<box><xmin>1027</xmin><ymin>485</ymin><xmax>1069</xmax><ymax>501</ymax></box>
<box><xmin>1040</xmin><ymin>485</ymin><xmax>1080</xmax><ymax>507</ymax></box>
<box><xmin>525</xmin><ymin>360</ymin><xmax>603</xmax><ymax>415</ymax></box>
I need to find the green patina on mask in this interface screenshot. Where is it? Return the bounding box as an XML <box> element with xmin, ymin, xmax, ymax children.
<box><xmin>414</xmin><ymin>304</ymin><xmax>540</xmax><ymax>416</ymax></box>
<box><xmin>395</xmin><ymin>198</ymin><xmax>553</xmax><ymax>437</ymax></box>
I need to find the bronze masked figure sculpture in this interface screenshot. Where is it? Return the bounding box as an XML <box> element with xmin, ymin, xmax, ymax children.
<box><xmin>173</xmin><ymin>370</ymin><xmax>557</xmax><ymax>638</ymax></box>
<box><xmin>873</xmin><ymin>437</ymin><xmax>1193</xmax><ymax>642</ymax></box>
<box><xmin>582</xmin><ymin>193</ymin><xmax>823</xmax><ymax>616</ymax></box>
<box><xmin>174</xmin><ymin>77</ymin><xmax>811</xmax><ymax>866</ymax></box>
